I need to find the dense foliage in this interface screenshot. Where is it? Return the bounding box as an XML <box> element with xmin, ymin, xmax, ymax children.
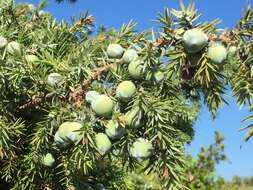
<box><xmin>125</xmin><ymin>131</ymin><xmax>226</xmax><ymax>190</ymax></box>
<box><xmin>0</xmin><ymin>0</ymin><xmax>253</xmax><ymax>189</ymax></box>
<box><xmin>126</xmin><ymin>132</ymin><xmax>253</xmax><ymax>190</ymax></box>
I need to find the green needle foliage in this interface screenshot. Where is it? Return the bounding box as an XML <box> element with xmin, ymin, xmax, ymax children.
<box><xmin>125</xmin><ymin>131</ymin><xmax>226</xmax><ymax>190</ymax></box>
<box><xmin>0</xmin><ymin>0</ymin><xmax>253</xmax><ymax>189</ymax></box>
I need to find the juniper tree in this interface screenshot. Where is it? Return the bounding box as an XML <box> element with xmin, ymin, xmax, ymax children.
<box><xmin>0</xmin><ymin>0</ymin><xmax>253</xmax><ymax>190</ymax></box>
<box><xmin>184</xmin><ymin>132</ymin><xmax>226</xmax><ymax>190</ymax></box>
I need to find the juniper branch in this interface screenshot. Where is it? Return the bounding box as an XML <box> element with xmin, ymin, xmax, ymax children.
<box><xmin>19</xmin><ymin>63</ymin><xmax>113</xmax><ymax>109</ymax></box>
<box><xmin>69</xmin><ymin>63</ymin><xmax>113</xmax><ymax>107</ymax></box>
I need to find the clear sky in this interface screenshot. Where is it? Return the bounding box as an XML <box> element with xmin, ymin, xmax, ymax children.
<box><xmin>17</xmin><ymin>0</ymin><xmax>253</xmax><ymax>180</ymax></box>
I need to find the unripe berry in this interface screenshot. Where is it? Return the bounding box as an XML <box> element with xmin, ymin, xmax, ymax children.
<box><xmin>6</xmin><ymin>41</ymin><xmax>22</xmax><ymax>56</ymax></box>
<box><xmin>183</xmin><ymin>28</ymin><xmax>208</xmax><ymax>53</ymax></box>
<box><xmin>38</xmin><ymin>10</ymin><xmax>46</xmax><ymax>16</ymax></box>
<box><xmin>42</xmin><ymin>153</ymin><xmax>55</xmax><ymax>167</ymax></box>
<box><xmin>47</xmin><ymin>73</ymin><xmax>62</xmax><ymax>86</ymax></box>
<box><xmin>228</xmin><ymin>46</ymin><xmax>237</xmax><ymax>55</ymax></box>
<box><xmin>128</xmin><ymin>59</ymin><xmax>145</xmax><ymax>79</ymax></box>
<box><xmin>58</xmin><ymin>122</ymin><xmax>82</xmax><ymax>143</ymax></box>
<box><xmin>95</xmin><ymin>133</ymin><xmax>112</xmax><ymax>155</ymax></box>
<box><xmin>105</xmin><ymin>120</ymin><xmax>125</xmax><ymax>140</ymax></box>
<box><xmin>0</xmin><ymin>37</ymin><xmax>7</xmax><ymax>48</ymax></box>
<box><xmin>207</xmin><ymin>44</ymin><xmax>227</xmax><ymax>64</ymax></box>
<box><xmin>124</xmin><ymin>109</ymin><xmax>141</xmax><ymax>128</ymax></box>
<box><xmin>122</xmin><ymin>49</ymin><xmax>138</xmax><ymax>63</ymax></box>
<box><xmin>25</xmin><ymin>54</ymin><xmax>39</xmax><ymax>63</ymax></box>
<box><xmin>154</xmin><ymin>71</ymin><xmax>165</xmax><ymax>83</ymax></box>
<box><xmin>28</xmin><ymin>4</ymin><xmax>36</xmax><ymax>12</ymax></box>
<box><xmin>91</xmin><ymin>95</ymin><xmax>114</xmax><ymax>117</ymax></box>
<box><xmin>54</xmin><ymin>131</ymin><xmax>68</xmax><ymax>147</ymax></box>
<box><xmin>85</xmin><ymin>90</ymin><xmax>100</xmax><ymax>104</ymax></box>
<box><xmin>94</xmin><ymin>183</ymin><xmax>106</xmax><ymax>190</ymax></box>
<box><xmin>130</xmin><ymin>138</ymin><xmax>154</xmax><ymax>161</ymax></box>
<box><xmin>106</xmin><ymin>44</ymin><xmax>124</xmax><ymax>58</ymax></box>
<box><xmin>116</xmin><ymin>81</ymin><xmax>136</xmax><ymax>101</ymax></box>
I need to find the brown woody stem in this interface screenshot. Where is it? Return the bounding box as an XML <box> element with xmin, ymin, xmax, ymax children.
<box><xmin>69</xmin><ymin>63</ymin><xmax>113</xmax><ymax>107</ymax></box>
<box><xmin>19</xmin><ymin>63</ymin><xmax>113</xmax><ymax>109</ymax></box>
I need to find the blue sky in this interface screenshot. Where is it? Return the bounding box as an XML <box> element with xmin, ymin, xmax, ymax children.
<box><xmin>17</xmin><ymin>0</ymin><xmax>253</xmax><ymax>180</ymax></box>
